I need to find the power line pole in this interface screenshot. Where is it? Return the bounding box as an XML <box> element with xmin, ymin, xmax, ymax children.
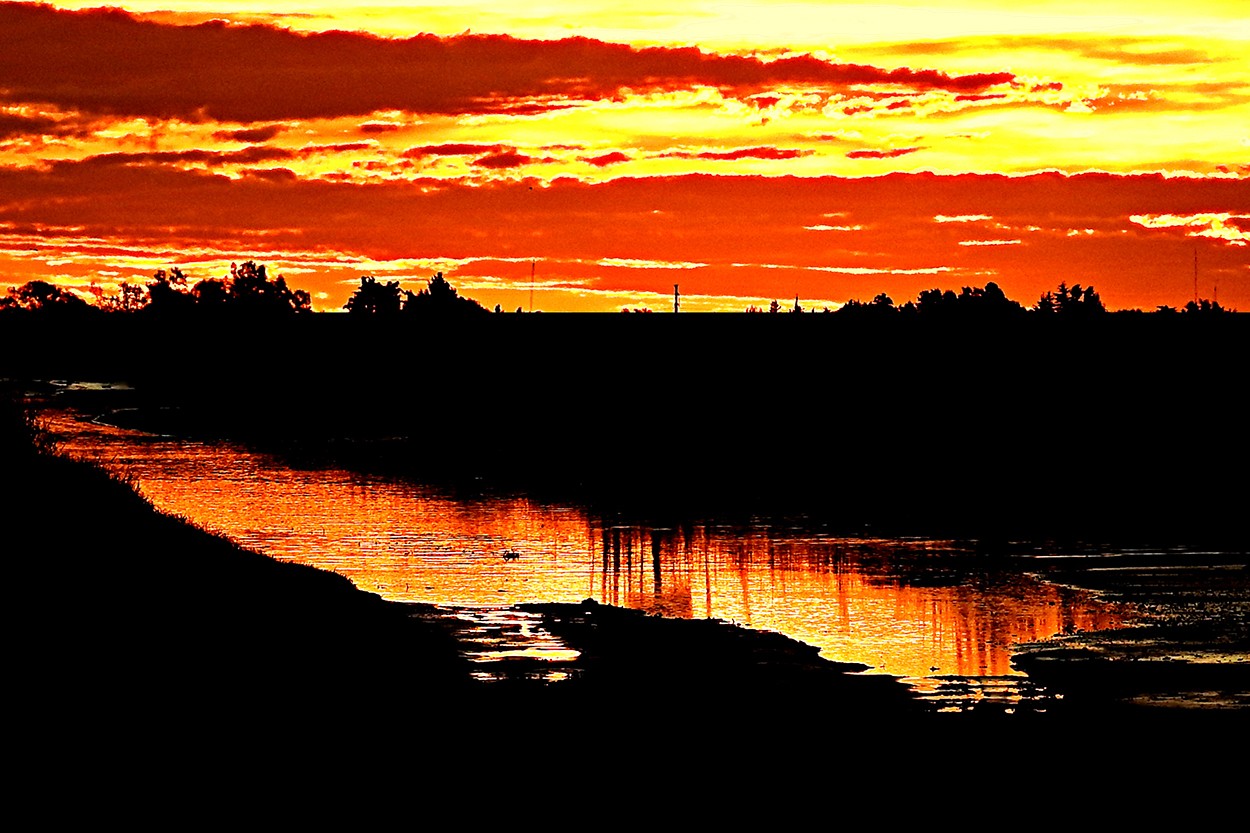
<box><xmin>673</xmin><ymin>284</ymin><xmax>679</xmax><ymax>314</ymax></box>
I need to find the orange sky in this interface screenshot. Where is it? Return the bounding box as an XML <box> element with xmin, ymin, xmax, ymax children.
<box><xmin>1</xmin><ymin>2</ymin><xmax>1246</xmax><ymax>312</ymax></box>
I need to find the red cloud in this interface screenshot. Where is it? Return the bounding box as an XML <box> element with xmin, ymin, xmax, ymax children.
<box><xmin>0</xmin><ymin>3</ymin><xmax>1017</xmax><ymax>123</ymax></box>
<box><xmin>660</xmin><ymin>147</ymin><xmax>811</xmax><ymax>161</ymax></box>
<box><xmin>582</xmin><ymin>152</ymin><xmax>631</xmax><ymax>167</ymax></box>
<box><xmin>0</xmin><ymin>111</ymin><xmax>94</xmax><ymax>140</ymax></box>
<box><xmin>472</xmin><ymin>151</ymin><xmax>534</xmax><ymax>169</ymax></box>
<box><xmin>76</xmin><ymin>147</ymin><xmax>297</xmax><ymax>167</ymax></box>
<box><xmin>846</xmin><ymin>147</ymin><xmax>924</xmax><ymax>159</ymax></box>
<box><xmin>954</xmin><ymin>93</ymin><xmax>1008</xmax><ymax>102</ymax></box>
<box><xmin>212</xmin><ymin>125</ymin><xmax>287</xmax><ymax>143</ymax></box>
<box><xmin>403</xmin><ymin>144</ymin><xmax>506</xmax><ymax>158</ymax></box>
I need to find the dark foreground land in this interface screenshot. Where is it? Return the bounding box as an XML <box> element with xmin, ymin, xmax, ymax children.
<box><xmin>4</xmin><ymin>314</ymin><xmax>1249</xmax><ymax>782</ymax></box>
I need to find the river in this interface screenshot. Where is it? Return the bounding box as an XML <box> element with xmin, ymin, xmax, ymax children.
<box><xmin>40</xmin><ymin>387</ymin><xmax>1140</xmax><ymax>711</ymax></box>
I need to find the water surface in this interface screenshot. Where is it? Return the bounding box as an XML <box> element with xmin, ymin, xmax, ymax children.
<box><xmin>44</xmin><ymin>403</ymin><xmax>1132</xmax><ymax>709</ymax></box>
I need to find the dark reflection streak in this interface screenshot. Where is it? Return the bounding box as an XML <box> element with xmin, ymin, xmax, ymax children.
<box><xmin>612</xmin><ymin>528</ymin><xmax>621</xmax><ymax>606</ymax></box>
<box><xmin>739</xmin><ymin>543</ymin><xmax>752</xmax><ymax>625</ymax></box>
<box><xmin>625</xmin><ymin>530</ymin><xmax>633</xmax><ymax>603</ymax></box>
<box><xmin>638</xmin><ymin>527</ymin><xmax>645</xmax><ymax>597</ymax></box>
<box><xmin>703</xmin><ymin>530</ymin><xmax>712</xmax><ymax>620</ymax></box>
<box><xmin>651</xmin><ymin>530</ymin><xmax>662</xmax><ymax>600</ymax></box>
<box><xmin>601</xmin><ymin>525</ymin><xmax>609</xmax><ymax>604</ymax></box>
<box><xmin>588</xmin><ymin>525</ymin><xmax>595</xmax><ymax>598</ymax></box>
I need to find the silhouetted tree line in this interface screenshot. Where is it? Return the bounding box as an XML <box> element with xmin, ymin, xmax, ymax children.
<box><xmin>815</xmin><ymin>281</ymin><xmax>1106</xmax><ymax>318</ymax></box>
<box><xmin>343</xmin><ymin>272</ymin><xmax>489</xmax><ymax>317</ymax></box>
<box><xmin>1</xmin><ymin>269</ymin><xmax>1235</xmax><ymax>319</ymax></box>
<box><xmin>0</xmin><ymin>261</ymin><xmax>310</xmax><ymax>317</ymax></box>
<box><xmin>758</xmin><ymin>280</ymin><xmax>1233</xmax><ymax>318</ymax></box>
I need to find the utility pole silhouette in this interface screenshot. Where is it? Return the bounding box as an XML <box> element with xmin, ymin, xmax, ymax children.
<box><xmin>530</xmin><ymin>259</ymin><xmax>535</xmax><ymax>313</ymax></box>
<box><xmin>673</xmin><ymin>284</ymin><xmax>679</xmax><ymax>313</ymax></box>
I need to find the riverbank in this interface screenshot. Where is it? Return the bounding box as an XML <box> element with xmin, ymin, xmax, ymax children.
<box><xmin>4</xmin><ymin>388</ymin><xmax>937</xmax><ymax>718</ymax></box>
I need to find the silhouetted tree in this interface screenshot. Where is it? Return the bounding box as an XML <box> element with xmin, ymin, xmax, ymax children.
<box><xmin>911</xmin><ymin>282</ymin><xmax>1026</xmax><ymax>317</ymax></box>
<box><xmin>768</xmin><ymin>299</ymin><xmax>781</xmax><ymax>313</ymax></box>
<box><xmin>91</xmin><ymin>280</ymin><xmax>147</xmax><ymax>312</ymax></box>
<box><xmin>1035</xmin><ymin>281</ymin><xmax>1105</xmax><ymax>316</ymax></box>
<box><xmin>1</xmin><ymin>280</ymin><xmax>93</xmax><ymax>314</ymax></box>
<box><xmin>834</xmin><ymin>292</ymin><xmax>898</xmax><ymax>319</ymax></box>
<box><xmin>344</xmin><ymin>275</ymin><xmax>402</xmax><ymax>316</ymax></box>
<box><xmin>225</xmin><ymin>261</ymin><xmax>311</xmax><ymax>314</ymax></box>
<box><xmin>191</xmin><ymin>277</ymin><xmax>230</xmax><ymax>308</ymax></box>
<box><xmin>402</xmin><ymin>272</ymin><xmax>488</xmax><ymax>317</ymax></box>
<box><xmin>1182</xmin><ymin>299</ymin><xmax>1227</xmax><ymax>315</ymax></box>
<box><xmin>916</xmin><ymin>288</ymin><xmax>958</xmax><ymax>315</ymax></box>
<box><xmin>146</xmin><ymin>268</ymin><xmax>195</xmax><ymax>315</ymax></box>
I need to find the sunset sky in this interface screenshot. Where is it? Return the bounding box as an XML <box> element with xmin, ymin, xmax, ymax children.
<box><xmin>2</xmin><ymin>1</ymin><xmax>1246</xmax><ymax>312</ymax></box>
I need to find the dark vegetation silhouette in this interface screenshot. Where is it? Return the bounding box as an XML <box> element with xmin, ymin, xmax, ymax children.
<box><xmin>0</xmin><ymin>279</ymin><xmax>95</xmax><ymax>315</ymax></box>
<box><xmin>398</xmin><ymin>271</ymin><xmax>490</xmax><ymax>317</ymax></box>
<box><xmin>344</xmin><ymin>275</ymin><xmax>403</xmax><ymax>316</ymax></box>
<box><xmin>3</xmin><ymin>266</ymin><xmax>1232</xmax><ymax>319</ymax></box>
<box><xmin>1</xmin><ymin>261</ymin><xmax>312</xmax><ymax>318</ymax></box>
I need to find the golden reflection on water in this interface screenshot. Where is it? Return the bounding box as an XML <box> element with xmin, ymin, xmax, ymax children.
<box><xmin>48</xmin><ymin>410</ymin><xmax>1127</xmax><ymax>684</ymax></box>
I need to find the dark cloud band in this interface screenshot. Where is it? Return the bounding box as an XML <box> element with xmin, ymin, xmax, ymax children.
<box><xmin>0</xmin><ymin>3</ymin><xmax>1016</xmax><ymax>123</ymax></box>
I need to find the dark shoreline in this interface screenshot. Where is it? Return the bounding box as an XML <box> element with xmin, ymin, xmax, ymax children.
<box><xmin>9</xmin><ymin>427</ymin><xmax>945</xmax><ymax>722</ymax></box>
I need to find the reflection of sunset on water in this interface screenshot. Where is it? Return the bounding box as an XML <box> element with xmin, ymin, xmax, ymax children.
<box><xmin>49</xmin><ymin>411</ymin><xmax>1128</xmax><ymax>685</ymax></box>
<box><xmin>588</xmin><ymin>525</ymin><xmax>1125</xmax><ymax>680</ymax></box>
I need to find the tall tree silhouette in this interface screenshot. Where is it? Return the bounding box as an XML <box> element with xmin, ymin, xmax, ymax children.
<box><xmin>145</xmin><ymin>268</ymin><xmax>195</xmax><ymax>315</ymax></box>
<box><xmin>1036</xmin><ymin>281</ymin><xmax>1105</xmax><ymax>316</ymax></box>
<box><xmin>225</xmin><ymin>261</ymin><xmax>311</xmax><ymax>314</ymax></box>
<box><xmin>344</xmin><ymin>276</ymin><xmax>402</xmax><ymax>316</ymax></box>
<box><xmin>402</xmin><ymin>272</ymin><xmax>488</xmax><ymax>317</ymax></box>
